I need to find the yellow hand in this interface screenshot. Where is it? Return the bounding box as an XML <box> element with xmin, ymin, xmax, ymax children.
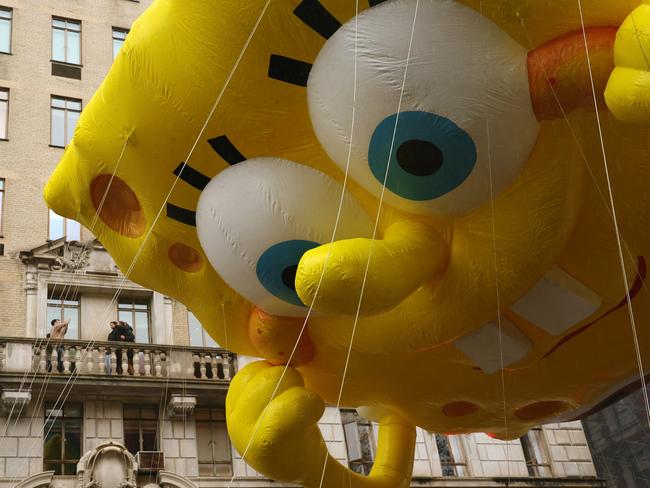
<box><xmin>295</xmin><ymin>220</ymin><xmax>448</xmax><ymax>316</ymax></box>
<box><xmin>226</xmin><ymin>361</ymin><xmax>416</xmax><ymax>488</ymax></box>
<box><xmin>605</xmin><ymin>2</ymin><xmax>650</xmax><ymax>124</ymax></box>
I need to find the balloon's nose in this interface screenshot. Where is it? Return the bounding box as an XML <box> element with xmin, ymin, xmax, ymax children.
<box><xmin>528</xmin><ymin>26</ymin><xmax>616</xmax><ymax>121</ymax></box>
<box><xmin>295</xmin><ymin>221</ymin><xmax>449</xmax><ymax>316</ymax></box>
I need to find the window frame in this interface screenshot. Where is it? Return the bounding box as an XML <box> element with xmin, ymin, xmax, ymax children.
<box><xmin>112</xmin><ymin>26</ymin><xmax>129</xmax><ymax>60</ymax></box>
<box><xmin>123</xmin><ymin>404</ymin><xmax>159</xmax><ymax>455</ymax></box>
<box><xmin>520</xmin><ymin>428</ymin><xmax>554</xmax><ymax>477</ymax></box>
<box><xmin>188</xmin><ymin>311</ymin><xmax>218</xmax><ymax>348</ymax></box>
<box><xmin>341</xmin><ymin>409</ymin><xmax>376</xmax><ymax>476</ymax></box>
<box><xmin>0</xmin><ymin>87</ymin><xmax>8</xmax><ymax>140</ymax></box>
<box><xmin>0</xmin><ymin>178</ymin><xmax>4</xmax><ymax>236</ymax></box>
<box><xmin>48</xmin><ymin>209</ymin><xmax>81</xmax><ymax>241</ymax></box>
<box><xmin>118</xmin><ymin>297</ymin><xmax>152</xmax><ymax>343</ymax></box>
<box><xmin>51</xmin><ymin>16</ymin><xmax>82</xmax><ymax>66</ymax></box>
<box><xmin>434</xmin><ymin>434</ymin><xmax>468</xmax><ymax>477</ymax></box>
<box><xmin>195</xmin><ymin>407</ymin><xmax>232</xmax><ymax>477</ymax></box>
<box><xmin>0</xmin><ymin>6</ymin><xmax>12</xmax><ymax>55</ymax></box>
<box><xmin>46</xmin><ymin>291</ymin><xmax>80</xmax><ymax>340</ymax></box>
<box><xmin>43</xmin><ymin>402</ymin><xmax>83</xmax><ymax>475</ymax></box>
<box><xmin>50</xmin><ymin>95</ymin><xmax>81</xmax><ymax>148</ymax></box>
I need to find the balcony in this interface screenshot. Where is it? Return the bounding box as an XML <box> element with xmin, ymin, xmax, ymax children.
<box><xmin>0</xmin><ymin>337</ymin><xmax>236</xmax><ymax>398</ymax></box>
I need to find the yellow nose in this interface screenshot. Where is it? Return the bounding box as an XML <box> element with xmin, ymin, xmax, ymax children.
<box><xmin>295</xmin><ymin>220</ymin><xmax>449</xmax><ymax>316</ymax></box>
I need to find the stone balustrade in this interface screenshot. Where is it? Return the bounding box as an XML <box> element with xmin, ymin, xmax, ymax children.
<box><xmin>0</xmin><ymin>337</ymin><xmax>236</xmax><ymax>381</ymax></box>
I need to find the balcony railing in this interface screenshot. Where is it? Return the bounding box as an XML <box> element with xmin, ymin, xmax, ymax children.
<box><xmin>0</xmin><ymin>337</ymin><xmax>236</xmax><ymax>381</ymax></box>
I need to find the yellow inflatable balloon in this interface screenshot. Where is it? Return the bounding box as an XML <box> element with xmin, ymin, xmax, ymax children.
<box><xmin>44</xmin><ymin>0</ymin><xmax>650</xmax><ymax>486</ymax></box>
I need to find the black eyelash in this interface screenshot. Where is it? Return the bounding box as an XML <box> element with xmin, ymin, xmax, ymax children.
<box><xmin>208</xmin><ymin>135</ymin><xmax>247</xmax><ymax>165</ymax></box>
<box><xmin>268</xmin><ymin>54</ymin><xmax>312</xmax><ymax>87</ymax></box>
<box><xmin>166</xmin><ymin>203</ymin><xmax>196</xmax><ymax>226</ymax></box>
<box><xmin>173</xmin><ymin>162</ymin><xmax>212</xmax><ymax>191</ymax></box>
<box><xmin>293</xmin><ymin>0</ymin><xmax>342</xmax><ymax>39</ymax></box>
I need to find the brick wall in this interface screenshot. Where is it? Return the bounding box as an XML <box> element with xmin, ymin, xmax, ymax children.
<box><xmin>161</xmin><ymin>417</ymin><xmax>199</xmax><ymax>478</ymax></box>
<box><xmin>84</xmin><ymin>400</ymin><xmax>123</xmax><ymax>451</ymax></box>
<box><xmin>0</xmin><ymin>401</ymin><xmax>43</xmax><ymax>478</ymax></box>
<box><xmin>0</xmin><ymin>0</ymin><xmax>152</xmax><ymax>338</ymax></box>
<box><xmin>543</xmin><ymin>421</ymin><xmax>597</xmax><ymax>477</ymax></box>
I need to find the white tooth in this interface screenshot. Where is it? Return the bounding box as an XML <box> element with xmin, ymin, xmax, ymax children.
<box><xmin>454</xmin><ymin>317</ymin><xmax>532</xmax><ymax>374</ymax></box>
<box><xmin>510</xmin><ymin>267</ymin><xmax>602</xmax><ymax>336</ymax></box>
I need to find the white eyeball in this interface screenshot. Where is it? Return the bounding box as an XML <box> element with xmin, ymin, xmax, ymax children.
<box><xmin>196</xmin><ymin>158</ymin><xmax>373</xmax><ymax>317</ymax></box>
<box><xmin>307</xmin><ymin>0</ymin><xmax>539</xmax><ymax>216</ymax></box>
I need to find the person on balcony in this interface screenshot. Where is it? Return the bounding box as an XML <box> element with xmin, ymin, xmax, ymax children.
<box><xmin>47</xmin><ymin>318</ymin><xmax>69</xmax><ymax>373</ymax></box>
<box><xmin>108</xmin><ymin>321</ymin><xmax>135</xmax><ymax>375</ymax></box>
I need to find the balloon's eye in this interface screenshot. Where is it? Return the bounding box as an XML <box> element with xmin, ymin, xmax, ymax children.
<box><xmin>256</xmin><ymin>240</ymin><xmax>320</xmax><ymax>307</ymax></box>
<box><xmin>368</xmin><ymin>111</ymin><xmax>477</xmax><ymax>201</ymax></box>
<box><xmin>196</xmin><ymin>157</ymin><xmax>373</xmax><ymax>318</ymax></box>
<box><xmin>307</xmin><ymin>0</ymin><xmax>539</xmax><ymax>216</ymax></box>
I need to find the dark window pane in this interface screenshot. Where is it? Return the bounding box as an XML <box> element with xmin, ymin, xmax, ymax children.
<box><xmin>64</xmin><ymin>420</ymin><xmax>81</xmax><ymax>460</ymax></box>
<box><xmin>123</xmin><ymin>421</ymin><xmax>140</xmax><ymax>455</ymax></box>
<box><xmin>64</xmin><ymin>463</ymin><xmax>76</xmax><ymax>475</ymax></box>
<box><xmin>44</xmin><ymin>422</ymin><xmax>62</xmax><ymax>460</ymax></box>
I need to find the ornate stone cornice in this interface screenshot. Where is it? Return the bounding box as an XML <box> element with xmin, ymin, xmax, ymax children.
<box><xmin>166</xmin><ymin>394</ymin><xmax>197</xmax><ymax>418</ymax></box>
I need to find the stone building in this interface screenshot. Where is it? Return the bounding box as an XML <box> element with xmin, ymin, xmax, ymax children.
<box><xmin>0</xmin><ymin>1</ymin><xmax>604</xmax><ymax>487</ymax></box>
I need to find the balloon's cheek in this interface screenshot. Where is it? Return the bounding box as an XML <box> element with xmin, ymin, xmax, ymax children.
<box><xmin>248</xmin><ymin>307</ymin><xmax>315</xmax><ymax>367</ymax></box>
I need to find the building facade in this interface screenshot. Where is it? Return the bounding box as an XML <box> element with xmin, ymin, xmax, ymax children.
<box><xmin>0</xmin><ymin>1</ymin><xmax>606</xmax><ymax>487</ymax></box>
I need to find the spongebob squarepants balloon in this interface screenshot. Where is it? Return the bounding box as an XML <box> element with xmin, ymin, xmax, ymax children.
<box><xmin>45</xmin><ymin>0</ymin><xmax>650</xmax><ymax>486</ymax></box>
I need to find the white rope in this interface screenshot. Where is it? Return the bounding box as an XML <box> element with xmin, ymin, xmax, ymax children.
<box><xmin>0</xmin><ymin>136</ymin><xmax>130</xmax><ymax>468</ymax></box>
<box><xmin>226</xmin><ymin>1</ymin><xmax>367</xmax><ymax>485</ymax></box>
<box><xmin>317</xmin><ymin>1</ymin><xmax>420</xmax><ymax>485</ymax></box>
<box><xmin>485</xmin><ymin>117</ymin><xmax>511</xmax><ymax>473</ymax></box>
<box><xmin>576</xmin><ymin>0</ymin><xmax>650</xmax><ymax>429</ymax></box>
<box><xmin>26</xmin><ymin>1</ymin><xmax>279</xmax><ymax>478</ymax></box>
<box><xmin>478</xmin><ymin>0</ymin><xmax>510</xmax><ymax>478</ymax></box>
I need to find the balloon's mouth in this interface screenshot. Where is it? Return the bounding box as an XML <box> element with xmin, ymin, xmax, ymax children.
<box><xmin>541</xmin><ymin>256</ymin><xmax>646</xmax><ymax>359</ymax></box>
<box><xmin>449</xmin><ymin>257</ymin><xmax>646</xmax><ymax>375</ymax></box>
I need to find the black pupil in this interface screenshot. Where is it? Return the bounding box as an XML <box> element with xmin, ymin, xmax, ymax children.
<box><xmin>281</xmin><ymin>264</ymin><xmax>298</xmax><ymax>291</ymax></box>
<box><xmin>396</xmin><ymin>139</ymin><xmax>443</xmax><ymax>177</ymax></box>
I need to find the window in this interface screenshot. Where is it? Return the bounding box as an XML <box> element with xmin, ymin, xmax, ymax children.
<box><xmin>47</xmin><ymin>291</ymin><xmax>80</xmax><ymax>340</ymax></box>
<box><xmin>52</xmin><ymin>17</ymin><xmax>80</xmax><ymax>65</ymax></box>
<box><xmin>112</xmin><ymin>27</ymin><xmax>128</xmax><ymax>59</ymax></box>
<box><xmin>118</xmin><ymin>297</ymin><xmax>151</xmax><ymax>343</ymax></box>
<box><xmin>48</xmin><ymin>209</ymin><xmax>81</xmax><ymax>241</ymax></box>
<box><xmin>44</xmin><ymin>402</ymin><xmax>82</xmax><ymax>475</ymax></box>
<box><xmin>0</xmin><ymin>88</ymin><xmax>7</xmax><ymax>140</ymax></box>
<box><xmin>50</xmin><ymin>96</ymin><xmax>81</xmax><ymax>147</ymax></box>
<box><xmin>435</xmin><ymin>435</ymin><xmax>467</xmax><ymax>477</ymax></box>
<box><xmin>520</xmin><ymin>428</ymin><xmax>553</xmax><ymax>477</ymax></box>
<box><xmin>123</xmin><ymin>405</ymin><xmax>158</xmax><ymax>455</ymax></box>
<box><xmin>341</xmin><ymin>409</ymin><xmax>375</xmax><ymax>476</ymax></box>
<box><xmin>196</xmin><ymin>408</ymin><xmax>232</xmax><ymax>476</ymax></box>
<box><xmin>0</xmin><ymin>179</ymin><xmax>4</xmax><ymax>235</ymax></box>
<box><xmin>188</xmin><ymin>312</ymin><xmax>218</xmax><ymax>348</ymax></box>
<box><xmin>0</xmin><ymin>7</ymin><xmax>11</xmax><ymax>54</ymax></box>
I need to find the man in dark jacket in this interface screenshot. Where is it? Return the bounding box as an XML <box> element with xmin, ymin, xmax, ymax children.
<box><xmin>108</xmin><ymin>321</ymin><xmax>135</xmax><ymax>374</ymax></box>
<box><xmin>108</xmin><ymin>320</ymin><xmax>135</xmax><ymax>342</ymax></box>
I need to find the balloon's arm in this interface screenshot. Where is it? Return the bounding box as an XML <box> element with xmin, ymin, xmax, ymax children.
<box><xmin>227</xmin><ymin>361</ymin><xmax>416</xmax><ymax>488</ymax></box>
<box><xmin>605</xmin><ymin>2</ymin><xmax>650</xmax><ymax>125</ymax></box>
<box><xmin>303</xmin><ymin>414</ymin><xmax>416</xmax><ymax>488</ymax></box>
<box><xmin>296</xmin><ymin>220</ymin><xmax>447</xmax><ymax>316</ymax></box>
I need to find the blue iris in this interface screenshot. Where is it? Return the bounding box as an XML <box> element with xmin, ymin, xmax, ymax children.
<box><xmin>368</xmin><ymin>111</ymin><xmax>477</xmax><ymax>201</ymax></box>
<box><xmin>256</xmin><ymin>240</ymin><xmax>320</xmax><ymax>307</ymax></box>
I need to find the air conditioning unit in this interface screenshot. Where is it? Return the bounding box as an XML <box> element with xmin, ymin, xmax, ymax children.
<box><xmin>135</xmin><ymin>451</ymin><xmax>165</xmax><ymax>472</ymax></box>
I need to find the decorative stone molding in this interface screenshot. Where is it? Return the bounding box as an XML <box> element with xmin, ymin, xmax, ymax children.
<box><xmin>14</xmin><ymin>471</ymin><xmax>54</xmax><ymax>488</ymax></box>
<box><xmin>1</xmin><ymin>389</ymin><xmax>32</xmax><ymax>415</ymax></box>
<box><xmin>166</xmin><ymin>395</ymin><xmax>197</xmax><ymax>418</ymax></box>
<box><xmin>77</xmin><ymin>441</ymin><xmax>137</xmax><ymax>488</ymax></box>
<box><xmin>158</xmin><ymin>471</ymin><xmax>196</xmax><ymax>488</ymax></box>
<box><xmin>19</xmin><ymin>238</ymin><xmax>93</xmax><ymax>272</ymax></box>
